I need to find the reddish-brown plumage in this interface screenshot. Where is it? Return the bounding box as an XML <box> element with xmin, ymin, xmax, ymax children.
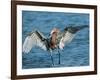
<box><xmin>50</xmin><ymin>28</ymin><xmax>60</xmax><ymax>49</ymax></box>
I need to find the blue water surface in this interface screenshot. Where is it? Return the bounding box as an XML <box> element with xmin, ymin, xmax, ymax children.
<box><xmin>22</xmin><ymin>11</ymin><xmax>89</xmax><ymax>69</ymax></box>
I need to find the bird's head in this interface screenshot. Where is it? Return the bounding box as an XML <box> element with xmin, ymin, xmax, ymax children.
<box><xmin>50</xmin><ymin>28</ymin><xmax>60</xmax><ymax>35</ymax></box>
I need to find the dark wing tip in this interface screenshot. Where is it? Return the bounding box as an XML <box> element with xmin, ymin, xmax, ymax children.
<box><xmin>64</xmin><ymin>25</ymin><xmax>89</xmax><ymax>33</ymax></box>
<box><xmin>77</xmin><ymin>25</ymin><xmax>89</xmax><ymax>29</ymax></box>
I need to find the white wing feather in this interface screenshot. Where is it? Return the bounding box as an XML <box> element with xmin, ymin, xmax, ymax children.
<box><xmin>59</xmin><ymin>31</ymin><xmax>75</xmax><ymax>50</ymax></box>
<box><xmin>23</xmin><ymin>32</ymin><xmax>47</xmax><ymax>53</ymax></box>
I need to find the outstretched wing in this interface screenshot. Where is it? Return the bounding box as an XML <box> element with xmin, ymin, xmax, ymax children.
<box><xmin>57</xmin><ymin>31</ymin><xmax>75</xmax><ymax>50</ymax></box>
<box><xmin>23</xmin><ymin>30</ymin><xmax>47</xmax><ymax>53</ymax></box>
<box><xmin>57</xmin><ymin>25</ymin><xmax>88</xmax><ymax>50</ymax></box>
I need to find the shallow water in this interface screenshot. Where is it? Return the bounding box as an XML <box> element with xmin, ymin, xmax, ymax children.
<box><xmin>22</xmin><ymin>11</ymin><xmax>89</xmax><ymax>69</ymax></box>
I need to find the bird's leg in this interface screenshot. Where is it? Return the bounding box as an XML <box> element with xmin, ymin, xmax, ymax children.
<box><xmin>50</xmin><ymin>52</ymin><xmax>54</xmax><ymax>66</ymax></box>
<box><xmin>58</xmin><ymin>50</ymin><xmax>61</xmax><ymax>64</ymax></box>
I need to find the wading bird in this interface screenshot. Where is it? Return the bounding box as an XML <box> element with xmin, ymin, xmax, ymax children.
<box><xmin>23</xmin><ymin>25</ymin><xmax>88</xmax><ymax>66</ymax></box>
